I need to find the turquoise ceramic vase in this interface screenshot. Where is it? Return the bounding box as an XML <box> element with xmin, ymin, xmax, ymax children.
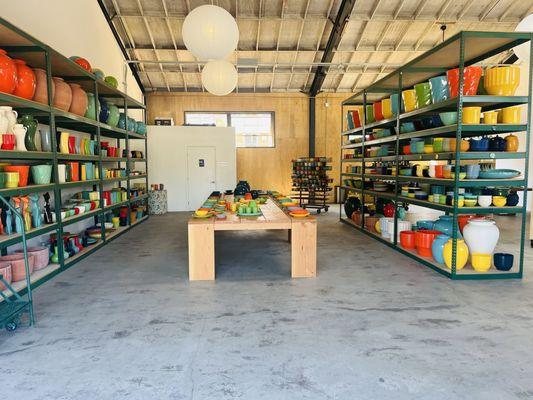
<box><xmin>433</xmin><ymin>215</ymin><xmax>462</xmax><ymax>238</ymax></box>
<box><xmin>85</xmin><ymin>93</ymin><xmax>98</xmax><ymax>120</ymax></box>
<box><xmin>431</xmin><ymin>234</ymin><xmax>451</xmax><ymax>264</ymax></box>
<box><xmin>107</xmin><ymin>102</ymin><xmax>119</xmax><ymax>127</ymax></box>
<box><xmin>118</xmin><ymin>113</ymin><xmax>127</xmax><ymax>129</ymax></box>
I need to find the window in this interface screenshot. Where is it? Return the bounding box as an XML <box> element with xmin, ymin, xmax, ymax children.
<box><xmin>184</xmin><ymin>111</ymin><xmax>275</xmax><ymax>148</ymax></box>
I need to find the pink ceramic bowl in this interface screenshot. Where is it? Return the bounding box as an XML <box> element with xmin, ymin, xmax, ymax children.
<box><xmin>15</xmin><ymin>247</ymin><xmax>49</xmax><ymax>270</ymax></box>
<box><xmin>0</xmin><ymin>254</ymin><xmax>35</xmax><ymax>282</ymax></box>
<box><xmin>0</xmin><ymin>262</ymin><xmax>13</xmax><ymax>290</ymax></box>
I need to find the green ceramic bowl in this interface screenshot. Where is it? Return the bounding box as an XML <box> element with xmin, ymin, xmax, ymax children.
<box><xmin>439</xmin><ymin>112</ymin><xmax>458</xmax><ymax>126</ymax></box>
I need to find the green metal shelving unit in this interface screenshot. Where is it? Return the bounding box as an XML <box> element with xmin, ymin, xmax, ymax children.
<box><xmin>339</xmin><ymin>31</ymin><xmax>532</xmax><ymax>280</ymax></box>
<box><xmin>0</xmin><ymin>17</ymin><xmax>149</xmax><ymax>327</ymax></box>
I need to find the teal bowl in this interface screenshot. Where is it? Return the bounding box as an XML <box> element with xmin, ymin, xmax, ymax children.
<box><xmin>439</xmin><ymin>112</ymin><xmax>458</xmax><ymax>126</ymax></box>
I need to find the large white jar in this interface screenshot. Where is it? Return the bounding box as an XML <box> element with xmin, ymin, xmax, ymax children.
<box><xmin>463</xmin><ymin>218</ymin><xmax>500</xmax><ymax>254</ymax></box>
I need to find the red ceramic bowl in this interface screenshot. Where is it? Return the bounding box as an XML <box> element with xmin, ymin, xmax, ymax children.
<box><xmin>4</xmin><ymin>165</ymin><xmax>30</xmax><ymax>186</ymax></box>
<box><xmin>74</xmin><ymin>57</ymin><xmax>92</xmax><ymax>72</ymax></box>
<box><xmin>373</xmin><ymin>101</ymin><xmax>384</xmax><ymax>121</ymax></box>
<box><xmin>447</xmin><ymin>66</ymin><xmax>482</xmax><ymax>98</ymax></box>
<box><xmin>400</xmin><ymin>230</ymin><xmax>416</xmax><ymax>249</ymax></box>
<box><xmin>415</xmin><ymin>230</ymin><xmax>441</xmax><ymax>257</ymax></box>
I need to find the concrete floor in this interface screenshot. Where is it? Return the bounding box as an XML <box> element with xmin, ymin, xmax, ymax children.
<box><xmin>1</xmin><ymin>209</ymin><xmax>533</xmax><ymax>400</ymax></box>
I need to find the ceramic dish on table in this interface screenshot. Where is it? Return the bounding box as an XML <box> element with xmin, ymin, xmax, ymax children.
<box><xmin>237</xmin><ymin>211</ymin><xmax>263</xmax><ymax>217</ymax></box>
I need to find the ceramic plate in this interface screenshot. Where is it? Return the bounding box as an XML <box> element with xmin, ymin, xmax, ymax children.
<box><xmin>290</xmin><ymin>212</ymin><xmax>309</xmax><ymax>218</ymax></box>
<box><xmin>237</xmin><ymin>212</ymin><xmax>263</xmax><ymax>217</ymax></box>
<box><xmin>478</xmin><ymin>169</ymin><xmax>520</xmax><ymax>179</ymax></box>
<box><xmin>193</xmin><ymin>213</ymin><xmax>213</xmax><ymax>219</ymax></box>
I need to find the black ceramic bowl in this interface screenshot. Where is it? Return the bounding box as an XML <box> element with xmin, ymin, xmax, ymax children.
<box><xmin>494</xmin><ymin>253</ymin><xmax>514</xmax><ymax>271</ymax></box>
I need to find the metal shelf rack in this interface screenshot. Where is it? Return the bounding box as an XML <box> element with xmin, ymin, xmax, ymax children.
<box><xmin>0</xmin><ymin>17</ymin><xmax>149</xmax><ymax>327</ymax></box>
<box><xmin>339</xmin><ymin>31</ymin><xmax>532</xmax><ymax>280</ymax></box>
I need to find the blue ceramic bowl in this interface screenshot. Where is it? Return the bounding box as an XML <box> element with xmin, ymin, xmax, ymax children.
<box><xmin>401</xmin><ymin>122</ymin><xmax>416</xmax><ymax>133</ymax></box>
<box><xmin>417</xmin><ymin>220</ymin><xmax>435</xmax><ymax>230</ymax></box>
<box><xmin>494</xmin><ymin>253</ymin><xmax>513</xmax><ymax>271</ymax></box>
<box><xmin>429</xmin><ymin>76</ymin><xmax>450</xmax><ymax>103</ymax></box>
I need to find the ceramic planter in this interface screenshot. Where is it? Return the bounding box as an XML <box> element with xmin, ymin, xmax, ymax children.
<box><xmin>433</xmin><ymin>215</ymin><xmax>462</xmax><ymax>238</ymax></box>
<box><xmin>390</xmin><ymin>93</ymin><xmax>401</xmax><ymax>116</ymax></box>
<box><xmin>414</xmin><ymin>82</ymin><xmax>432</xmax><ymax>108</ymax></box>
<box><xmin>429</xmin><ymin>76</ymin><xmax>450</xmax><ymax>103</ymax></box>
<box><xmin>0</xmin><ymin>49</ymin><xmax>17</xmax><ymax>94</ymax></box>
<box><xmin>32</xmin><ymin>68</ymin><xmax>54</xmax><ymax>105</ymax></box>
<box><xmin>501</xmin><ymin>106</ymin><xmax>521</xmax><ymax>124</ymax></box>
<box><xmin>431</xmin><ymin>234</ymin><xmax>450</xmax><ymax>264</ymax></box>
<box><xmin>446</xmin><ymin>66</ymin><xmax>482</xmax><ymax>98</ymax></box>
<box><xmin>471</xmin><ymin>254</ymin><xmax>492</xmax><ymax>272</ymax></box>
<box><xmin>31</xmin><ymin>164</ymin><xmax>53</xmax><ymax>184</ymax></box>
<box><xmin>463</xmin><ymin>218</ymin><xmax>499</xmax><ymax>256</ymax></box>
<box><xmin>0</xmin><ymin>254</ymin><xmax>35</xmax><ymax>282</ymax></box>
<box><xmin>484</xmin><ymin>65</ymin><xmax>520</xmax><ymax>96</ymax></box>
<box><xmin>382</xmin><ymin>98</ymin><xmax>393</xmax><ymax>119</ymax></box>
<box><xmin>52</xmin><ymin>77</ymin><xmax>72</xmax><ymax>111</ymax></box>
<box><xmin>400</xmin><ymin>230</ymin><xmax>416</xmax><ymax>249</ymax></box>
<box><xmin>443</xmin><ymin>239</ymin><xmax>469</xmax><ymax>270</ymax></box>
<box><xmin>415</xmin><ymin>230</ymin><xmax>441</xmax><ymax>257</ymax></box>
<box><xmin>5</xmin><ymin>165</ymin><xmax>29</xmax><ymax>186</ymax></box>
<box><xmin>0</xmin><ymin>263</ymin><xmax>12</xmax><ymax>290</ymax></box>
<box><xmin>68</xmin><ymin>83</ymin><xmax>88</xmax><ymax>116</ymax></box>
<box><xmin>402</xmin><ymin>89</ymin><xmax>417</xmax><ymax>112</ymax></box>
<box><xmin>493</xmin><ymin>253</ymin><xmax>513</xmax><ymax>271</ymax></box>
<box><xmin>462</xmin><ymin>107</ymin><xmax>481</xmax><ymax>124</ymax></box>
<box><xmin>59</xmin><ymin>131</ymin><xmax>70</xmax><ymax>154</ymax></box>
<box><xmin>15</xmin><ymin>246</ymin><xmax>49</xmax><ymax>270</ymax></box>
<box><xmin>13</xmin><ymin>59</ymin><xmax>36</xmax><ymax>99</ymax></box>
<box><xmin>373</xmin><ymin>101</ymin><xmax>384</xmax><ymax>121</ymax></box>
<box><xmin>4</xmin><ymin>171</ymin><xmax>19</xmax><ymax>188</ymax></box>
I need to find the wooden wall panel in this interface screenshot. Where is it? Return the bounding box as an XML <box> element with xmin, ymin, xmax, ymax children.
<box><xmin>146</xmin><ymin>92</ymin><xmax>353</xmax><ymax>200</ymax></box>
<box><xmin>146</xmin><ymin>93</ymin><xmax>309</xmax><ymax>195</ymax></box>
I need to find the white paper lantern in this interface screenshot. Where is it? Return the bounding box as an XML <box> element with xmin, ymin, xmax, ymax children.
<box><xmin>514</xmin><ymin>14</ymin><xmax>533</xmax><ymax>62</ymax></box>
<box><xmin>182</xmin><ymin>5</ymin><xmax>239</xmax><ymax>60</ymax></box>
<box><xmin>201</xmin><ymin>60</ymin><xmax>238</xmax><ymax>96</ymax></box>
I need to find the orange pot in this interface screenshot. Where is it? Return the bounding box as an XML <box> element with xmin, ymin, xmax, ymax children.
<box><xmin>67</xmin><ymin>162</ymin><xmax>80</xmax><ymax>181</ymax></box>
<box><xmin>400</xmin><ymin>230</ymin><xmax>416</xmax><ymax>249</ymax></box>
<box><xmin>4</xmin><ymin>165</ymin><xmax>30</xmax><ymax>186</ymax></box>
<box><xmin>415</xmin><ymin>230</ymin><xmax>441</xmax><ymax>257</ymax></box>
<box><xmin>52</xmin><ymin>77</ymin><xmax>72</xmax><ymax>111</ymax></box>
<box><xmin>13</xmin><ymin>59</ymin><xmax>36</xmax><ymax>100</ymax></box>
<box><xmin>32</xmin><ymin>68</ymin><xmax>54</xmax><ymax>104</ymax></box>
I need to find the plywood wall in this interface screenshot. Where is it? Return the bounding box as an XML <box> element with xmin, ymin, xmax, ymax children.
<box><xmin>146</xmin><ymin>92</ymin><xmax>309</xmax><ymax>194</ymax></box>
<box><xmin>146</xmin><ymin>92</ymin><xmax>351</xmax><ymax>196</ymax></box>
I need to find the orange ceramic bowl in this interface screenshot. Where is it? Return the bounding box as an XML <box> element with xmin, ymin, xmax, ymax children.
<box><xmin>291</xmin><ymin>209</ymin><xmax>309</xmax><ymax>215</ymax></box>
<box><xmin>4</xmin><ymin>165</ymin><xmax>30</xmax><ymax>186</ymax></box>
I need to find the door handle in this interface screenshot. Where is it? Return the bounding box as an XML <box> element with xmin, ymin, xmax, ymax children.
<box><xmin>210</xmin><ymin>181</ymin><xmax>215</xmax><ymax>183</ymax></box>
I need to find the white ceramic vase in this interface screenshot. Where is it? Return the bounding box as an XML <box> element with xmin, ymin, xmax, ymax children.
<box><xmin>463</xmin><ymin>218</ymin><xmax>500</xmax><ymax>254</ymax></box>
<box><xmin>13</xmin><ymin>123</ymin><xmax>28</xmax><ymax>151</ymax></box>
<box><xmin>57</xmin><ymin>164</ymin><xmax>67</xmax><ymax>183</ymax></box>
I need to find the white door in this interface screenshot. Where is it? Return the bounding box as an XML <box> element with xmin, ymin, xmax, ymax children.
<box><xmin>187</xmin><ymin>146</ymin><xmax>216</xmax><ymax>209</ymax></box>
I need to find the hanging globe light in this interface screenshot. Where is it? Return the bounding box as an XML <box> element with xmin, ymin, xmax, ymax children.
<box><xmin>201</xmin><ymin>60</ymin><xmax>238</xmax><ymax>96</ymax></box>
<box><xmin>182</xmin><ymin>5</ymin><xmax>239</xmax><ymax>60</ymax></box>
<box><xmin>514</xmin><ymin>14</ymin><xmax>533</xmax><ymax>62</ymax></box>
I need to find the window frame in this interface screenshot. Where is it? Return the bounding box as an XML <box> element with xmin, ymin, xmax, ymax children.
<box><xmin>184</xmin><ymin>111</ymin><xmax>276</xmax><ymax>148</ymax></box>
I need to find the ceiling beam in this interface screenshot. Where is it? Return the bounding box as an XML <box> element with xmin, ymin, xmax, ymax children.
<box><xmin>160</xmin><ymin>0</ymin><xmax>187</xmax><ymax>92</ymax></box>
<box><xmin>287</xmin><ymin>0</ymin><xmax>311</xmax><ymax>91</ymax></box>
<box><xmin>270</xmin><ymin>0</ymin><xmax>286</xmax><ymax>92</ymax></box>
<box><xmin>309</xmin><ymin>0</ymin><xmax>357</xmax><ymax>96</ymax></box>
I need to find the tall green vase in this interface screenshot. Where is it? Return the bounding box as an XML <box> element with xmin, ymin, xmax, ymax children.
<box><xmin>85</xmin><ymin>93</ymin><xmax>98</xmax><ymax>120</ymax></box>
<box><xmin>19</xmin><ymin>114</ymin><xmax>38</xmax><ymax>151</ymax></box>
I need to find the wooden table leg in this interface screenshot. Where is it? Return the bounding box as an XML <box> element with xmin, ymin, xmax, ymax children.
<box><xmin>188</xmin><ymin>222</ymin><xmax>215</xmax><ymax>280</ymax></box>
<box><xmin>291</xmin><ymin>220</ymin><xmax>317</xmax><ymax>278</ymax></box>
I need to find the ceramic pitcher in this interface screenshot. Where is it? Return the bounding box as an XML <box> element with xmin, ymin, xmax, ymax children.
<box><xmin>12</xmin><ymin>123</ymin><xmax>28</xmax><ymax>151</ymax></box>
<box><xmin>0</xmin><ymin>106</ymin><xmax>18</xmax><ymax>133</ymax></box>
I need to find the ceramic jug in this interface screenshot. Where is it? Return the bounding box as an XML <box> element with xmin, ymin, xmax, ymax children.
<box><xmin>0</xmin><ymin>106</ymin><xmax>18</xmax><ymax>133</ymax></box>
<box><xmin>12</xmin><ymin>123</ymin><xmax>28</xmax><ymax>151</ymax></box>
<box><xmin>19</xmin><ymin>114</ymin><xmax>38</xmax><ymax>151</ymax></box>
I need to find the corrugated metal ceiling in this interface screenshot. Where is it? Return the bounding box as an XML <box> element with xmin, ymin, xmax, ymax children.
<box><xmin>102</xmin><ymin>0</ymin><xmax>533</xmax><ymax>93</ymax></box>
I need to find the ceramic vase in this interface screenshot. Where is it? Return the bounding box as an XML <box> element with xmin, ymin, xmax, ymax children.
<box><xmin>51</xmin><ymin>246</ymin><xmax>60</xmax><ymax>263</ymax></box>
<box><xmin>13</xmin><ymin>124</ymin><xmax>28</xmax><ymax>151</ymax></box>
<box><xmin>32</xmin><ymin>68</ymin><xmax>54</xmax><ymax>105</ymax></box>
<box><xmin>57</xmin><ymin>164</ymin><xmax>66</xmax><ymax>183</ymax></box>
<box><xmin>99</xmin><ymin>97</ymin><xmax>109</xmax><ymax>123</ymax></box>
<box><xmin>12</xmin><ymin>59</ymin><xmax>36</xmax><ymax>99</ymax></box>
<box><xmin>19</xmin><ymin>114</ymin><xmax>38</xmax><ymax>151</ymax></box>
<box><xmin>52</xmin><ymin>77</ymin><xmax>72</xmax><ymax>111</ymax></box>
<box><xmin>68</xmin><ymin>83</ymin><xmax>88</xmax><ymax>116</ymax></box>
<box><xmin>505</xmin><ymin>134</ymin><xmax>519</xmax><ymax>152</ymax></box>
<box><xmin>85</xmin><ymin>93</ymin><xmax>97</xmax><ymax>120</ymax></box>
<box><xmin>433</xmin><ymin>215</ymin><xmax>462</xmax><ymax>238</ymax></box>
<box><xmin>107</xmin><ymin>102</ymin><xmax>120</xmax><ymax>127</ymax></box>
<box><xmin>59</xmin><ymin>131</ymin><xmax>70</xmax><ymax>154</ymax></box>
<box><xmin>39</xmin><ymin>126</ymin><xmax>52</xmax><ymax>152</ymax></box>
<box><xmin>0</xmin><ymin>49</ymin><xmax>17</xmax><ymax>94</ymax></box>
<box><xmin>463</xmin><ymin>219</ymin><xmax>499</xmax><ymax>255</ymax></box>
<box><xmin>431</xmin><ymin>234</ymin><xmax>450</xmax><ymax>264</ymax></box>
<box><xmin>443</xmin><ymin>238</ymin><xmax>469</xmax><ymax>270</ymax></box>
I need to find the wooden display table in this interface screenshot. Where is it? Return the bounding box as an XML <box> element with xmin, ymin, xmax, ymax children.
<box><xmin>188</xmin><ymin>197</ymin><xmax>317</xmax><ymax>280</ymax></box>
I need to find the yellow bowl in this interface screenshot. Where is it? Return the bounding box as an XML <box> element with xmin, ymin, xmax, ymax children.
<box><xmin>464</xmin><ymin>199</ymin><xmax>477</xmax><ymax>207</ymax></box>
<box><xmin>492</xmin><ymin>196</ymin><xmax>507</xmax><ymax>207</ymax></box>
<box><xmin>483</xmin><ymin>111</ymin><xmax>498</xmax><ymax>125</ymax></box>
<box><xmin>382</xmin><ymin>98</ymin><xmax>393</xmax><ymax>119</ymax></box>
<box><xmin>501</xmin><ymin>106</ymin><xmax>521</xmax><ymax>124</ymax></box>
<box><xmin>195</xmin><ymin>210</ymin><xmax>209</xmax><ymax>216</ymax></box>
<box><xmin>484</xmin><ymin>66</ymin><xmax>520</xmax><ymax>96</ymax></box>
<box><xmin>402</xmin><ymin>89</ymin><xmax>417</xmax><ymax>112</ymax></box>
<box><xmin>462</xmin><ymin>107</ymin><xmax>482</xmax><ymax>124</ymax></box>
<box><xmin>471</xmin><ymin>253</ymin><xmax>492</xmax><ymax>272</ymax></box>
